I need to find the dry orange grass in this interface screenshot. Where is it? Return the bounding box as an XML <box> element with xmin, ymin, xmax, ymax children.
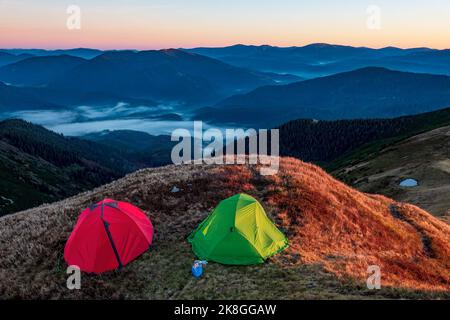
<box><xmin>218</xmin><ymin>157</ymin><xmax>450</xmax><ymax>291</ymax></box>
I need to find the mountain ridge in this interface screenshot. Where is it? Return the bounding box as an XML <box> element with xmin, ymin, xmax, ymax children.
<box><xmin>277</xmin><ymin>107</ymin><xmax>450</xmax><ymax>164</ymax></box>
<box><xmin>184</xmin><ymin>43</ymin><xmax>450</xmax><ymax>77</ymax></box>
<box><xmin>332</xmin><ymin>125</ymin><xmax>450</xmax><ymax>220</ymax></box>
<box><xmin>199</xmin><ymin>67</ymin><xmax>450</xmax><ymax>127</ymax></box>
<box><xmin>47</xmin><ymin>49</ymin><xmax>278</xmax><ymax>105</ymax></box>
<box><xmin>0</xmin><ymin>119</ymin><xmax>173</xmax><ymax>215</ymax></box>
<box><xmin>0</xmin><ymin>55</ymin><xmax>86</xmax><ymax>86</ymax></box>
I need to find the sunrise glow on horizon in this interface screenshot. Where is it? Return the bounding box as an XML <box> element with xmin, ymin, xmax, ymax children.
<box><xmin>1</xmin><ymin>0</ymin><xmax>450</xmax><ymax>50</ymax></box>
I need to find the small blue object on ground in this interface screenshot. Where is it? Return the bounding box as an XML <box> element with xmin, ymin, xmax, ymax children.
<box><xmin>399</xmin><ymin>178</ymin><xmax>418</xmax><ymax>187</ymax></box>
<box><xmin>191</xmin><ymin>260</ymin><xmax>208</xmax><ymax>278</ymax></box>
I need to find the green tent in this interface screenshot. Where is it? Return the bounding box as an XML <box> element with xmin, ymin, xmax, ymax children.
<box><xmin>188</xmin><ymin>194</ymin><xmax>288</xmax><ymax>265</ymax></box>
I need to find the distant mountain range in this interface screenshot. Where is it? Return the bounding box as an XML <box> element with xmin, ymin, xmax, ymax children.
<box><xmin>0</xmin><ymin>49</ymin><xmax>301</xmax><ymax>109</ymax></box>
<box><xmin>0</xmin><ymin>48</ymin><xmax>101</xmax><ymax>68</ymax></box>
<box><xmin>1</xmin><ymin>44</ymin><xmax>450</xmax><ymax>118</ymax></box>
<box><xmin>5</xmin><ymin>44</ymin><xmax>450</xmax><ymax>79</ymax></box>
<box><xmin>0</xmin><ymin>48</ymin><xmax>103</xmax><ymax>59</ymax></box>
<box><xmin>0</xmin><ymin>52</ymin><xmax>35</xmax><ymax>67</ymax></box>
<box><xmin>47</xmin><ymin>49</ymin><xmax>280</xmax><ymax>105</ymax></box>
<box><xmin>0</xmin><ymin>55</ymin><xmax>86</xmax><ymax>86</ymax></box>
<box><xmin>198</xmin><ymin>67</ymin><xmax>450</xmax><ymax>127</ymax></box>
<box><xmin>185</xmin><ymin>43</ymin><xmax>450</xmax><ymax>78</ymax></box>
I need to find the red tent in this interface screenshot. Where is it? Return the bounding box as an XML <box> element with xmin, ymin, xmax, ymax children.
<box><xmin>64</xmin><ymin>199</ymin><xmax>153</xmax><ymax>274</ymax></box>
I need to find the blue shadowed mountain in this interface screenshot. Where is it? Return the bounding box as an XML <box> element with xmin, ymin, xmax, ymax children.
<box><xmin>82</xmin><ymin>129</ymin><xmax>174</xmax><ymax>152</ymax></box>
<box><xmin>0</xmin><ymin>55</ymin><xmax>87</xmax><ymax>86</ymax></box>
<box><xmin>184</xmin><ymin>43</ymin><xmax>449</xmax><ymax>78</ymax></box>
<box><xmin>1</xmin><ymin>44</ymin><xmax>450</xmax><ymax>129</ymax></box>
<box><xmin>0</xmin><ymin>52</ymin><xmax>34</xmax><ymax>68</ymax></box>
<box><xmin>0</xmin><ymin>80</ymin><xmax>160</xmax><ymax>112</ymax></box>
<box><xmin>196</xmin><ymin>67</ymin><xmax>450</xmax><ymax>127</ymax></box>
<box><xmin>0</xmin><ymin>48</ymin><xmax>104</xmax><ymax>59</ymax></box>
<box><xmin>0</xmin><ymin>49</ymin><xmax>301</xmax><ymax>109</ymax></box>
<box><xmin>0</xmin><ymin>81</ymin><xmax>63</xmax><ymax>111</ymax></box>
<box><xmin>46</xmin><ymin>49</ymin><xmax>284</xmax><ymax>105</ymax></box>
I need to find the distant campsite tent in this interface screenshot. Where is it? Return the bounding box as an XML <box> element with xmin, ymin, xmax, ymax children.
<box><xmin>64</xmin><ymin>199</ymin><xmax>153</xmax><ymax>274</ymax></box>
<box><xmin>188</xmin><ymin>194</ymin><xmax>288</xmax><ymax>265</ymax></box>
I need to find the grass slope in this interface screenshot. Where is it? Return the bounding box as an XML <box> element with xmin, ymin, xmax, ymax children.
<box><xmin>332</xmin><ymin>126</ymin><xmax>450</xmax><ymax>221</ymax></box>
<box><xmin>0</xmin><ymin>120</ymin><xmax>179</xmax><ymax>215</ymax></box>
<box><xmin>325</xmin><ymin>108</ymin><xmax>450</xmax><ymax>171</ymax></box>
<box><xmin>0</xmin><ymin>120</ymin><xmax>135</xmax><ymax>215</ymax></box>
<box><xmin>0</xmin><ymin>158</ymin><xmax>448</xmax><ymax>299</ymax></box>
<box><xmin>278</xmin><ymin>107</ymin><xmax>450</xmax><ymax>166</ymax></box>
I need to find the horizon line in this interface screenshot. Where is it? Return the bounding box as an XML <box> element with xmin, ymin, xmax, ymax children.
<box><xmin>0</xmin><ymin>42</ymin><xmax>447</xmax><ymax>52</ymax></box>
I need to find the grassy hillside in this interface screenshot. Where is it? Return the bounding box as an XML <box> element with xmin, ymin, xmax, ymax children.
<box><xmin>0</xmin><ymin>139</ymin><xmax>114</xmax><ymax>215</ymax></box>
<box><xmin>278</xmin><ymin>108</ymin><xmax>450</xmax><ymax>165</ymax></box>
<box><xmin>81</xmin><ymin>130</ymin><xmax>175</xmax><ymax>167</ymax></box>
<box><xmin>311</xmin><ymin>109</ymin><xmax>450</xmax><ymax>220</ymax></box>
<box><xmin>0</xmin><ymin>120</ymin><xmax>135</xmax><ymax>215</ymax></box>
<box><xmin>273</xmin><ymin>107</ymin><xmax>450</xmax><ymax>178</ymax></box>
<box><xmin>0</xmin><ymin>158</ymin><xmax>448</xmax><ymax>299</ymax></box>
<box><xmin>324</xmin><ymin>108</ymin><xmax>450</xmax><ymax>171</ymax></box>
<box><xmin>332</xmin><ymin>125</ymin><xmax>450</xmax><ymax>221</ymax></box>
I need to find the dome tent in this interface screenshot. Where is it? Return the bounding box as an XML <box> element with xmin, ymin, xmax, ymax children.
<box><xmin>64</xmin><ymin>199</ymin><xmax>153</xmax><ymax>274</ymax></box>
<box><xmin>188</xmin><ymin>194</ymin><xmax>288</xmax><ymax>265</ymax></box>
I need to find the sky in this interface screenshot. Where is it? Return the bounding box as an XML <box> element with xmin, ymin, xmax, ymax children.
<box><xmin>0</xmin><ymin>0</ymin><xmax>449</xmax><ymax>49</ymax></box>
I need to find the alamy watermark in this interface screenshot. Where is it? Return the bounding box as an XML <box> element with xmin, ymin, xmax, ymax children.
<box><xmin>171</xmin><ymin>121</ymin><xmax>279</xmax><ymax>175</ymax></box>
<box><xmin>66</xmin><ymin>5</ymin><xmax>81</xmax><ymax>30</ymax></box>
<box><xmin>66</xmin><ymin>265</ymin><xmax>81</xmax><ymax>290</ymax></box>
<box><xmin>366</xmin><ymin>5</ymin><xmax>382</xmax><ymax>30</ymax></box>
<box><xmin>367</xmin><ymin>265</ymin><xmax>381</xmax><ymax>289</ymax></box>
